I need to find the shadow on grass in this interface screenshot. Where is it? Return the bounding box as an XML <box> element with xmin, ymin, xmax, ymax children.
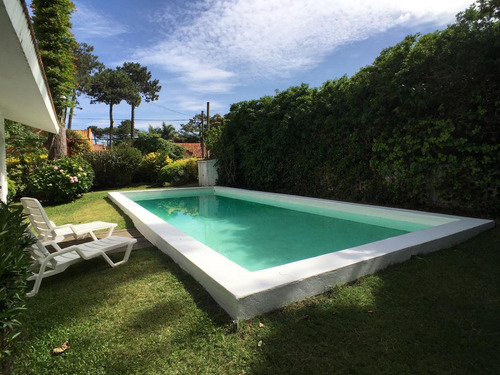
<box><xmin>128</xmin><ymin>249</ymin><xmax>230</xmax><ymax>327</ymax></box>
<box><xmin>246</xmin><ymin>223</ymin><xmax>500</xmax><ymax>375</ymax></box>
<box><xmin>98</xmin><ymin>223</ymin><xmax>500</xmax><ymax>375</ymax></box>
<box><xmin>15</xmin><ymin>245</ymin><xmax>232</xmax><ymax>361</ymax></box>
<box><xmin>15</xmin><ymin>247</ymin><xmax>233</xmax><ymax>374</ymax></box>
<box><xmin>12</xmin><ymin>222</ymin><xmax>499</xmax><ymax>374</ymax></box>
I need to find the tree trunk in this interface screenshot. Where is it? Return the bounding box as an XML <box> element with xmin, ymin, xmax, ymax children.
<box><xmin>131</xmin><ymin>105</ymin><xmax>135</xmax><ymax>139</ymax></box>
<box><xmin>109</xmin><ymin>103</ymin><xmax>114</xmax><ymax>151</ymax></box>
<box><xmin>48</xmin><ymin>124</ymin><xmax>67</xmax><ymax>160</ymax></box>
<box><xmin>67</xmin><ymin>89</ymin><xmax>77</xmax><ymax>129</ymax></box>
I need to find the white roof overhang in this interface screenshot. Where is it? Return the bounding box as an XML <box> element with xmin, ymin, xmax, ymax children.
<box><xmin>0</xmin><ymin>0</ymin><xmax>59</xmax><ymax>133</ymax></box>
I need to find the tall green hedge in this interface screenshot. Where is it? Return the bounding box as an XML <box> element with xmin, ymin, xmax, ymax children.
<box><xmin>213</xmin><ymin>1</ymin><xmax>500</xmax><ymax>214</ymax></box>
<box><xmin>132</xmin><ymin>133</ymin><xmax>185</xmax><ymax>159</ymax></box>
<box><xmin>83</xmin><ymin>147</ymin><xmax>142</xmax><ymax>188</ymax></box>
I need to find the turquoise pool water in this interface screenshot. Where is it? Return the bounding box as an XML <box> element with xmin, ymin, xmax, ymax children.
<box><xmin>135</xmin><ymin>194</ymin><xmax>430</xmax><ymax>271</ymax></box>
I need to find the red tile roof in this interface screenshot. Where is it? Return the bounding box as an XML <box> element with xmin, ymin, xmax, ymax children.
<box><xmin>174</xmin><ymin>143</ymin><xmax>202</xmax><ymax>158</ymax></box>
<box><xmin>93</xmin><ymin>144</ymin><xmax>106</xmax><ymax>151</ymax></box>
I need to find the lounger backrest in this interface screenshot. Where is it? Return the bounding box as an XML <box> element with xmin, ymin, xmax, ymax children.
<box><xmin>26</xmin><ymin>230</ymin><xmax>57</xmax><ymax>269</ymax></box>
<box><xmin>21</xmin><ymin>197</ymin><xmax>54</xmax><ymax>239</ymax></box>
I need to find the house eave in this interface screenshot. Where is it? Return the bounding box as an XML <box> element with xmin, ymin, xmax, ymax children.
<box><xmin>0</xmin><ymin>0</ymin><xmax>59</xmax><ymax>133</ymax></box>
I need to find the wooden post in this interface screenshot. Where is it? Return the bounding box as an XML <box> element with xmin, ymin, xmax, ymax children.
<box><xmin>206</xmin><ymin>102</ymin><xmax>210</xmax><ymax>158</ymax></box>
<box><xmin>0</xmin><ymin>110</ymin><xmax>7</xmax><ymax>203</ymax></box>
<box><xmin>109</xmin><ymin>103</ymin><xmax>114</xmax><ymax>151</ymax></box>
<box><xmin>207</xmin><ymin>102</ymin><xmax>210</xmax><ymax>131</ymax></box>
<box><xmin>200</xmin><ymin>111</ymin><xmax>205</xmax><ymax>159</ymax></box>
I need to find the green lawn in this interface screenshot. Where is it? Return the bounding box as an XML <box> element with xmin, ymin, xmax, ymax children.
<box><xmin>8</xmin><ymin>190</ymin><xmax>500</xmax><ymax>374</ymax></box>
<box><xmin>39</xmin><ymin>184</ymin><xmax>154</xmax><ymax>230</ymax></box>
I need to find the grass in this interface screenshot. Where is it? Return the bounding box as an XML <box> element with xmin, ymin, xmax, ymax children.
<box><xmin>40</xmin><ymin>184</ymin><xmax>153</xmax><ymax>230</ymax></box>
<box><xmin>7</xmin><ymin>190</ymin><xmax>500</xmax><ymax>374</ymax></box>
<box><xmin>38</xmin><ymin>183</ymin><xmax>200</xmax><ymax>230</ymax></box>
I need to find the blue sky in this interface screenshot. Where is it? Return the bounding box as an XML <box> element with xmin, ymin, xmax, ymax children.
<box><xmin>64</xmin><ymin>0</ymin><xmax>473</xmax><ymax>131</ymax></box>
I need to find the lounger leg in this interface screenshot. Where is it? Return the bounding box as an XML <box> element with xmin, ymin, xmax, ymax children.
<box><xmin>100</xmin><ymin>242</ymin><xmax>134</xmax><ymax>267</ymax></box>
<box><xmin>26</xmin><ymin>262</ymin><xmax>49</xmax><ymax>297</ymax></box>
<box><xmin>104</xmin><ymin>226</ymin><xmax>114</xmax><ymax>238</ymax></box>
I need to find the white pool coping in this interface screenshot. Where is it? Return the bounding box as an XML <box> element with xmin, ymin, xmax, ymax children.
<box><xmin>109</xmin><ymin>187</ymin><xmax>494</xmax><ymax>320</ymax></box>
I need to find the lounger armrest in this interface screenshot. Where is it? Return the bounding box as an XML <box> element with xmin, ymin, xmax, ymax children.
<box><xmin>40</xmin><ymin>241</ymin><xmax>101</xmax><ymax>260</ymax></box>
<box><xmin>38</xmin><ymin>244</ymin><xmax>82</xmax><ymax>264</ymax></box>
<box><xmin>44</xmin><ymin>223</ymin><xmax>86</xmax><ymax>239</ymax></box>
<box><xmin>41</xmin><ymin>240</ymin><xmax>64</xmax><ymax>252</ymax></box>
<box><xmin>40</xmin><ymin>224</ymin><xmax>71</xmax><ymax>240</ymax></box>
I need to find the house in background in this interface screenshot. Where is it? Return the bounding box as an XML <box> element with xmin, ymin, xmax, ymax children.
<box><xmin>68</xmin><ymin>131</ymin><xmax>200</xmax><ymax>157</ymax></box>
<box><xmin>72</xmin><ymin>128</ymin><xmax>106</xmax><ymax>152</ymax></box>
<box><xmin>0</xmin><ymin>0</ymin><xmax>59</xmax><ymax>202</ymax></box>
<box><xmin>174</xmin><ymin>142</ymin><xmax>202</xmax><ymax>158</ymax></box>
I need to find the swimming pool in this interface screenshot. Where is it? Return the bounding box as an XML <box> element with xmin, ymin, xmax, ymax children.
<box><xmin>134</xmin><ymin>193</ymin><xmax>431</xmax><ymax>272</ymax></box>
<box><xmin>109</xmin><ymin>187</ymin><xmax>494</xmax><ymax>320</ymax></box>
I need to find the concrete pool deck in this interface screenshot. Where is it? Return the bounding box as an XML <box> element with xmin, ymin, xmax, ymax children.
<box><xmin>109</xmin><ymin>187</ymin><xmax>495</xmax><ymax>320</ymax></box>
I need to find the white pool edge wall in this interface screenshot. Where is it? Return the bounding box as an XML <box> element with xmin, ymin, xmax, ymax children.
<box><xmin>108</xmin><ymin>187</ymin><xmax>495</xmax><ymax>320</ymax></box>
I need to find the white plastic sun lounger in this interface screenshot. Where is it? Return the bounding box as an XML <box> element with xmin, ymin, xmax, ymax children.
<box><xmin>26</xmin><ymin>233</ymin><xmax>137</xmax><ymax>297</ymax></box>
<box><xmin>21</xmin><ymin>197</ymin><xmax>117</xmax><ymax>242</ymax></box>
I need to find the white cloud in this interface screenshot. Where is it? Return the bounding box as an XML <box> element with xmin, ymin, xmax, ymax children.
<box><xmin>174</xmin><ymin>96</ymin><xmax>226</xmax><ymax>112</ymax></box>
<box><xmin>72</xmin><ymin>2</ymin><xmax>128</xmax><ymax>39</ymax></box>
<box><xmin>134</xmin><ymin>0</ymin><xmax>471</xmax><ymax>94</ymax></box>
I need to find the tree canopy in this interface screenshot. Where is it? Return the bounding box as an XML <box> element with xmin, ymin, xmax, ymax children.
<box><xmin>67</xmin><ymin>43</ymin><xmax>104</xmax><ymax>129</ymax></box>
<box><xmin>118</xmin><ymin>62</ymin><xmax>161</xmax><ymax>139</ymax></box>
<box><xmin>87</xmin><ymin>68</ymin><xmax>140</xmax><ymax>150</ymax></box>
<box><xmin>148</xmin><ymin>122</ymin><xmax>177</xmax><ymax>141</ymax></box>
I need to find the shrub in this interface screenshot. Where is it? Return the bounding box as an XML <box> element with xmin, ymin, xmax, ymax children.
<box><xmin>0</xmin><ymin>202</ymin><xmax>36</xmax><ymax>365</ymax></box>
<box><xmin>83</xmin><ymin>147</ymin><xmax>142</xmax><ymax>188</ymax></box>
<box><xmin>158</xmin><ymin>158</ymin><xmax>198</xmax><ymax>186</ymax></box>
<box><xmin>6</xmin><ymin>178</ymin><xmax>16</xmax><ymax>203</ymax></box>
<box><xmin>6</xmin><ymin>156</ymin><xmax>47</xmax><ymax>198</ymax></box>
<box><xmin>134</xmin><ymin>152</ymin><xmax>173</xmax><ymax>183</ymax></box>
<box><xmin>5</xmin><ymin>120</ymin><xmax>47</xmax><ymax>162</ymax></box>
<box><xmin>25</xmin><ymin>157</ymin><xmax>94</xmax><ymax>204</ymax></box>
<box><xmin>132</xmin><ymin>133</ymin><xmax>184</xmax><ymax>160</ymax></box>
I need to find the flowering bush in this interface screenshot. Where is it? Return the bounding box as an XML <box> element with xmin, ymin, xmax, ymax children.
<box><xmin>158</xmin><ymin>158</ymin><xmax>198</xmax><ymax>186</ymax></box>
<box><xmin>135</xmin><ymin>152</ymin><xmax>173</xmax><ymax>183</ymax></box>
<box><xmin>6</xmin><ymin>155</ymin><xmax>47</xmax><ymax>199</ymax></box>
<box><xmin>25</xmin><ymin>157</ymin><xmax>94</xmax><ymax>204</ymax></box>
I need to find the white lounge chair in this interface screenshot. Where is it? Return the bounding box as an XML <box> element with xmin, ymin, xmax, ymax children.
<box><xmin>21</xmin><ymin>197</ymin><xmax>117</xmax><ymax>242</ymax></box>
<box><xmin>26</xmin><ymin>232</ymin><xmax>137</xmax><ymax>297</ymax></box>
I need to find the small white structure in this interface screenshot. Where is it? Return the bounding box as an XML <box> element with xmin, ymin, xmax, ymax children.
<box><xmin>197</xmin><ymin>159</ymin><xmax>218</xmax><ymax>186</ymax></box>
<box><xmin>0</xmin><ymin>0</ymin><xmax>59</xmax><ymax>203</ymax></box>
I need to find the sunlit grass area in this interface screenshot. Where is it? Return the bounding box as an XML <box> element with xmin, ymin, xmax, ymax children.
<box><xmin>8</xmin><ymin>190</ymin><xmax>500</xmax><ymax>374</ymax></box>
<box><xmin>40</xmin><ymin>184</ymin><xmax>153</xmax><ymax>230</ymax></box>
